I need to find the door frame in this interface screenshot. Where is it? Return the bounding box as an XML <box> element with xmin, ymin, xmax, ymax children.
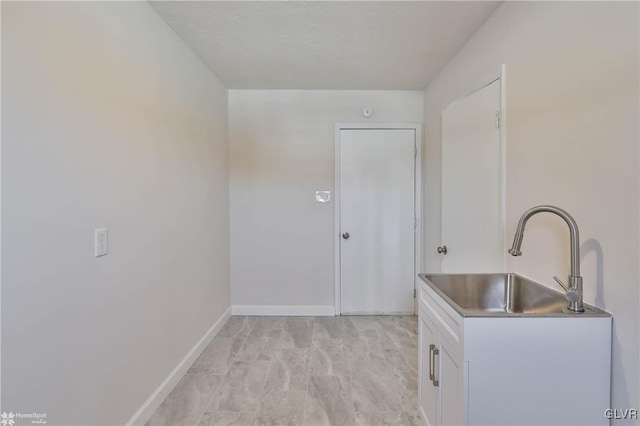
<box><xmin>334</xmin><ymin>123</ymin><xmax>423</xmax><ymax>315</ymax></box>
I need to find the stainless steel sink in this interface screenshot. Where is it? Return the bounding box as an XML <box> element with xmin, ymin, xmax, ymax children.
<box><xmin>418</xmin><ymin>273</ymin><xmax>610</xmax><ymax>317</ymax></box>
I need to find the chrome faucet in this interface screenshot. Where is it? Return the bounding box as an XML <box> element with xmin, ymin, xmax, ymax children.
<box><xmin>508</xmin><ymin>205</ymin><xmax>584</xmax><ymax>313</ymax></box>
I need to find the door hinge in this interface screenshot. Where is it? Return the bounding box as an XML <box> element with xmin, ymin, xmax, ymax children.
<box><xmin>413</xmin><ymin>288</ymin><xmax>417</xmax><ymax>298</ymax></box>
<box><xmin>414</xmin><ymin>217</ymin><xmax>417</xmax><ymax>229</ymax></box>
<box><xmin>414</xmin><ymin>146</ymin><xmax>417</xmax><ymax>158</ymax></box>
<box><xmin>495</xmin><ymin>111</ymin><xmax>501</xmax><ymax>129</ymax></box>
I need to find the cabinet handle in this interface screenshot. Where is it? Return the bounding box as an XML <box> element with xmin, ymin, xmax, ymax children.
<box><xmin>429</xmin><ymin>344</ymin><xmax>435</xmax><ymax>383</ymax></box>
<box><xmin>432</xmin><ymin>347</ymin><xmax>440</xmax><ymax>387</ymax></box>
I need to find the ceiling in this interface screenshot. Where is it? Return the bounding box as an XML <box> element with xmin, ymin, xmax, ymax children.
<box><xmin>150</xmin><ymin>1</ymin><xmax>501</xmax><ymax>90</ymax></box>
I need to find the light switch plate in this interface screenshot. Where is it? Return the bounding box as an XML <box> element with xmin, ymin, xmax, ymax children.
<box><xmin>95</xmin><ymin>228</ymin><xmax>108</xmax><ymax>257</ymax></box>
<box><xmin>315</xmin><ymin>191</ymin><xmax>331</xmax><ymax>203</ymax></box>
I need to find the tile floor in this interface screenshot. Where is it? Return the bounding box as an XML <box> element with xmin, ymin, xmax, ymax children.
<box><xmin>146</xmin><ymin>315</ymin><xmax>421</xmax><ymax>426</ymax></box>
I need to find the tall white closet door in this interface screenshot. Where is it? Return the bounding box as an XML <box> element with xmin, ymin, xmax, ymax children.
<box><xmin>441</xmin><ymin>79</ymin><xmax>504</xmax><ymax>272</ymax></box>
<box><xmin>340</xmin><ymin>129</ymin><xmax>416</xmax><ymax>314</ymax></box>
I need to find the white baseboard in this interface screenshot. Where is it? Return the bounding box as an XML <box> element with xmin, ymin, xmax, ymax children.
<box><xmin>126</xmin><ymin>306</ymin><xmax>232</xmax><ymax>426</ymax></box>
<box><xmin>231</xmin><ymin>305</ymin><xmax>335</xmax><ymax>316</ymax></box>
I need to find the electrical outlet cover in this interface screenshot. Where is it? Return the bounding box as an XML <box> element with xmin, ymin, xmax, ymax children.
<box><xmin>315</xmin><ymin>191</ymin><xmax>331</xmax><ymax>203</ymax></box>
<box><xmin>95</xmin><ymin>228</ymin><xmax>108</xmax><ymax>257</ymax></box>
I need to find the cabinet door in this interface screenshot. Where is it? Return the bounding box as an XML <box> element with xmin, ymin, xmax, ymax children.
<box><xmin>419</xmin><ymin>312</ymin><xmax>439</xmax><ymax>426</ymax></box>
<box><xmin>438</xmin><ymin>338</ymin><xmax>463</xmax><ymax>426</ymax></box>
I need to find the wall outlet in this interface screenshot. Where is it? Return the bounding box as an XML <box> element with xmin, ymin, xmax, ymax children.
<box><xmin>315</xmin><ymin>191</ymin><xmax>331</xmax><ymax>203</ymax></box>
<box><xmin>94</xmin><ymin>228</ymin><xmax>108</xmax><ymax>257</ymax></box>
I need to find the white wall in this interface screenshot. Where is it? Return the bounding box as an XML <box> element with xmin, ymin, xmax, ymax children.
<box><xmin>229</xmin><ymin>90</ymin><xmax>423</xmax><ymax>313</ymax></box>
<box><xmin>423</xmin><ymin>1</ymin><xmax>639</xmax><ymax>417</ymax></box>
<box><xmin>2</xmin><ymin>2</ymin><xmax>230</xmax><ymax>425</ymax></box>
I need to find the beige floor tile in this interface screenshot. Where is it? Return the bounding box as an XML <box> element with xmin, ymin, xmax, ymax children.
<box><xmin>148</xmin><ymin>316</ymin><xmax>419</xmax><ymax>426</ymax></box>
<box><xmin>146</xmin><ymin>374</ymin><xmax>223</xmax><ymax>426</ymax></box>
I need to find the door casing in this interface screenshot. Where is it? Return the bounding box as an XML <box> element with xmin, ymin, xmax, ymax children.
<box><xmin>334</xmin><ymin>123</ymin><xmax>423</xmax><ymax>315</ymax></box>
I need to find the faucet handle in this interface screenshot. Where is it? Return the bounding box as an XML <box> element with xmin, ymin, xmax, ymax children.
<box><xmin>553</xmin><ymin>276</ymin><xmax>569</xmax><ymax>292</ymax></box>
<box><xmin>565</xmin><ymin>289</ymin><xmax>581</xmax><ymax>303</ymax></box>
<box><xmin>554</xmin><ymin>276</ymin><xmax>581</xmax><ymax>303</ymax></box>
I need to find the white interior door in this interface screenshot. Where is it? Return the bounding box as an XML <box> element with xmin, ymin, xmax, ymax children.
<box><xmin>441</xmin><ymin>79</ymin><xmax>504</xmax><ymax>272</ymax></box>
<box><xmin>339</xmin><ymin>128</ymin><xmax>416</xmax><ymax>314</ymax></box>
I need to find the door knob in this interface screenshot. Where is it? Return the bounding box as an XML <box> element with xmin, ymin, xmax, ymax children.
<box><xmin>437</xmin><ymin>245</ymin><xmax>447</xmax><ymax>255</ymax></box>
<box><xmin>342</xmin><ymin>232</ymin><xmax>350</xmax><ymax>240</ymax></box>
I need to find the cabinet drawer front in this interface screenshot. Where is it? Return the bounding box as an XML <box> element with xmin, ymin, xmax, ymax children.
<box><xmin>419</xmin><ymin>282</ymin><xmax>462</xmax><ymax>347</ymax></box>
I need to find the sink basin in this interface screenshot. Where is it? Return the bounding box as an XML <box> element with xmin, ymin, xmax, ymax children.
<box><xmin>418</xmin><ymin>273</ymin><xmax>609</xmax><ymax>317</ymax></box>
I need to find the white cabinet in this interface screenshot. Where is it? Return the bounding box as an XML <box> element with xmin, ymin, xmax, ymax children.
<box><xmin>418</xmin><ymin>280</ymin><xmax>612</xmax><ymax>426</ymax></box>
<box><xmin>419</xmin><ymin>311</ymin><xmax>464</xmax><ymax>425</ymax></box>
<box><xmin>419</xmin><ymin>312</ymin><xmax>441</xmax><ymax>426</ymax></box>
<box><xmin>438</xmin><ymin>338</ymin><xmax>462</xmax><ymax>426</ymax></box>
<box><xmin>418</xmin><ymin>286</ymin><xmax>464</xmax><ymax>426</ymax></box>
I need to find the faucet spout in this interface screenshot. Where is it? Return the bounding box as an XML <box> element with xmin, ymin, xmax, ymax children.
<box><xmin>508</xmin><ymin>205</ymin><xmax>584</xmax><ymax>312</ymax></box>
